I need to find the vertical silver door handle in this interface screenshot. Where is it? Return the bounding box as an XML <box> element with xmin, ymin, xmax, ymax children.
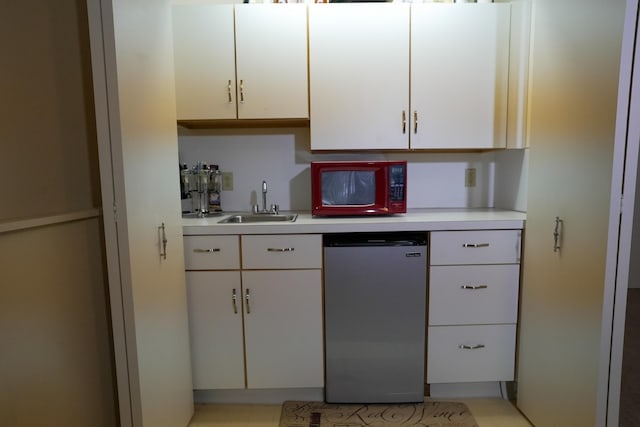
<box><xmin>402</xmin><ymin>110</ymin><xmax>406</xmax><ymax>134</ymax></box>
<box><xmin>414</xmin><ymin>111</ymin><xmax>418</xmax><ymax>133</ymax></box>
<box><xmin>232</xmin><ymin>288</ymin><xmax>238</xmax><ymax>314</ymax></box>
<box><xmin>554</xmin><ymin>216</ymin><xmax>563</xmax><ymax>252</ymax></box>
<box><xmin>227</xmin><ymin>80</ymin><xmax>232</xmax><ymax>103</ymax></box>
<box><xmin>239</xmin><ymin>80</ymin><xmax>245</xmax><ymax>103</ymax></box>
<box><xmin>158</xmin><ymin>222</ymin><xmax>167</xmax><ymax>260</ymax></box>
<box><xmin>245</xmin><ymin>288</ymin><xmax>251</xmax><ymax>314</ymax></box>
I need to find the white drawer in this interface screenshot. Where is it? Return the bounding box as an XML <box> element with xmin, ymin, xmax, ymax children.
<box><xmin>429</xmin><ymin>265</ymin><xmax>519</xmax><ymax>325</ymax></box>
<box><xmin>242</xmin><ymin>234</ymin><xmax>322</xmax><ymax>269</ymax></box>
<box><xmin>427</xmin><ymin>324</ymin><xmax>516</xmax><ymax>383</ymax></box>
<box><xmin>183</xmin><ymin>235</ymin><xmax>240</xmax><ymax>270</ymax></box>
<box><xmin>430</xmin><ymin>230</ymin><xmax>521</xmax><ymax>265</ymax></box>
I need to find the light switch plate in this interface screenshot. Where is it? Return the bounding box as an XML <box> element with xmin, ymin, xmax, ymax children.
<box><xmin>222</xmin><ymin>172</ymin><xmax>233</xmax><ymax>191</ymax></box>
<box><xmin>465</xmin><ymin>168</ymin><xmax>476</xmax><ymax>187</ymax></box>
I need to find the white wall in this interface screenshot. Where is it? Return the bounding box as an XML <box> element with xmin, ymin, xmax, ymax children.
<box><xmin>494</xmin><ymin>148</ymin><xmax>529</xmax><ymax>212</ymax></box>
<box><xmin>178</xmin><ymin>127</ymin><xmax>526</xmax><ymax>213</ymax></box>
<box><xmin>0</xmin><ymin>2</ymin><xmax>116</xmax><ymax>426</ymax></box>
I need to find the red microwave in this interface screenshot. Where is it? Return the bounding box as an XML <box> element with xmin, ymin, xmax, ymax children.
<box><xmin>310</xmin><ymin>160</ymin><xmax>407</xmax><ymax>216</ymax></box>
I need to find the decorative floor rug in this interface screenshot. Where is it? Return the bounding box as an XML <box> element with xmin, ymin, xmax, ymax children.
<box><xmin>279</xmin><ymin>400</ymin><xmax>479</xmax><ymax>427</ymax></box>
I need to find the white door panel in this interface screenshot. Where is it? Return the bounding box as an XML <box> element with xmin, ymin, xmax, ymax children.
<box><xmin>88</xmin><ymin>0</ymin><xmax>194</xmax><ymax>426</ymax></box>
<box><xmin>516</xmin><ymin>1</ymin><xmax>625</xmax><ymax>426</ymax></box>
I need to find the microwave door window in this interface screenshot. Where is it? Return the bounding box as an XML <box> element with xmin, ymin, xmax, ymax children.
<box><xmin>321</xmin><ymin>171</ymin><xmax>376</xmax><ymax>206</ymax></box>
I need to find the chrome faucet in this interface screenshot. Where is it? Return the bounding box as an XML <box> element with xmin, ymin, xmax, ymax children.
<box><xmin>261</xmin><ymin>181</ymin><xmax>268</xmax><ymax>213</ymax></box>
<box><xmin>253</xmin><ymin>180</ymin><xmax>279</xmax><ymax>214</ymax></box>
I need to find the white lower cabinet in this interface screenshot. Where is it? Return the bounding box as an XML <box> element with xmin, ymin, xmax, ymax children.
<box><xmin>183</xmin><ymin>234</ymin><xmax>323</xmax><ymax>391</ymax></box>
<box><xmin>427</xmin><ymin>230</ymin><xmax>522</xmax><ymax>384</ymax></box>
<box><xmin>242</xmin><ymin>269</ymin><xmax>323</xmax><ymax>388</ymax></box>
<box><xmin>186</xmin><ymin>270</ymin><xmax>244</xmax><ymax>389</ymax></box>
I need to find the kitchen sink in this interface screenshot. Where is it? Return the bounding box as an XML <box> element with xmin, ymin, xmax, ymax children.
<box><xmin>218</xmin><ymin>213</ymin><xmax>298</xmax><ymax>224</ymax></box>
<box><xmin>182</xmin><ymin>212</ymin><xmax>223</xmax><ymax>219</ymax></box>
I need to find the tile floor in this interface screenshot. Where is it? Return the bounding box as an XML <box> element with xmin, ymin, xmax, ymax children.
<box><xmin>188</xmin><ymin>398</ymin><xmax>533</xmax><ymax>427</ymax></box>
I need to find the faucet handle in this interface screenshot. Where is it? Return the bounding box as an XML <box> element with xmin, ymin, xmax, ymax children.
<box><xmin>270</xmin><ymin>204</ymin><xmax>279</xmax><ymax>215</ymax></box>
<box><xmin>252</xmin><ymin>204</ymin><xmax>259</xmax><ymax>214</ymax></box>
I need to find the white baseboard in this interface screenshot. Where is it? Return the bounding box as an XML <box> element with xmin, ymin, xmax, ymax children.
<box><xmin>429</xmin><ymin>382</ymin><xmax>508</xmax><ymax>399</ymax></box>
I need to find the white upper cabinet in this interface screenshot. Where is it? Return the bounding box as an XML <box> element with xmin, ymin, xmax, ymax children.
<box><xmin>172</xmin><ymin>4</ymin><xmax>308</xmax><ymax>121</ymax></box>
<box><xmin>309</xmin><ymin>3</ymin><xmax>511</xmax><ymax>150</ymax></box>
<box><xmin>411</xmin><ymin>3</ymin><xmax>510</xmax><ymax>149</ymax></box>
<box><xmin>309</xmin><ymin>3</ymin><xmax>410</xmax><ymax>150</ymax></box>
<box><xmin>235</xmin><ymin>4</ymin><xmax>309</xmax><ymax>119</ymax></box>
<box><xmin>173</xmin><ymin>4</ymin><xmax>236</xmax><ymax>120</ymax></box>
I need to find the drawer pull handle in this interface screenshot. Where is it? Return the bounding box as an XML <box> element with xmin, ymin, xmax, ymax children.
<box><xmin>461</xmin><ymin>285</ymin><xmax>488</xmax><ymax>290</ymax></box>
<box><xmin>267</xmin><ymin>247</ymin><xmax>295</xmax><ymax>252</ymax></box>
<box><xmin>193</xmin><ymin>248</ymin><xmax>221</xmax><ymax>253</ymax></box>
<box><xmin>462</xmin><ymin>243</ymin><xmax>490</xmax><ymax>248</ymax></box>
<box><xmin>245</xmin><ymin>289</ymin><xmax>251</xmax><ymax>314</ymax></box>
<box><xmin>232</xmin><ymin>288</ymin><xmax>238</xmax><ymax>314</ymax></box>
<box><xmin>459</xmin><ymin>344</ymin><xmax>485</xmax><ymax>350</ymax></box>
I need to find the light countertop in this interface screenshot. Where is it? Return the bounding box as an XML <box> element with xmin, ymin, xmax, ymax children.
<box><xmin>182</xmin><ymin>208</ymin><xmax>526</xmax><ymax>235</ymax></box>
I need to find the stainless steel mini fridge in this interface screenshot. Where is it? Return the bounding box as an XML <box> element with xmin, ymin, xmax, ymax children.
<box><xmin>323</xmin><ymin>232</ymin><xmax>427</xmax><ymax>403</ymax></box>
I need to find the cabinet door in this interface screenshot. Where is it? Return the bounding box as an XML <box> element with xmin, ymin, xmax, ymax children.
<box><xmin>186</xmin><ymin>271</ymin><xmax>245</xmax><ymax>389</ymax></box>
<box><xmin>242</xmin><ymin>270</ymin><xmax>324</xmax><ymax>389</ymax></box>
<box><xmin>309</xmin><ymin>3</ymin><xmax>410</xmax><ymax>150</ymax></box>
<box><xmin>516</xmin><ymin>2</ymin><xmax>625</xmax><ymax>425</ymax></box>
<box><xmin>235</xmin><ymin>4</ymin><xmax>308</xmax><ymax>119</ymax></box>
<box><xmin>172</xmin><ymin>4</ymin><xmax>236</xmax><ymax>120</ymax></box>
<box><xmin>410</xmin><ymin>3</ymin><xmax>510</xmax><ymax>149</ymax></box>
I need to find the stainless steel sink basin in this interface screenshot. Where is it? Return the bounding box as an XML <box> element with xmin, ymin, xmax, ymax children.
<box><xmin>182</xmin><ymin>212</ymin><xmax>223</xmax><ymax>219</ymax></box>
<box><xmin>218</xmin><ymin>213</ymin><xmax>298</xmax><ymax>224</ymax></box>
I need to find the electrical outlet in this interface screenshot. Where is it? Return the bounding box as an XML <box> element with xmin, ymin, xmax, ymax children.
<box><xmin>222</xmin><ymin>172</ymin><xmax>233</xmax><ymax>191</ymax></box>
<box><xmin>465</xmin><ymin>168</ymin><xmax>476</xmax><ymax>188</ymax></box>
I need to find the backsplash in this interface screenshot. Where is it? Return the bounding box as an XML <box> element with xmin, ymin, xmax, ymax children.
<box><xmin>178</xmin><ymin>127</ymin><xmax>527</xmax><ymax>213</ymax></box>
